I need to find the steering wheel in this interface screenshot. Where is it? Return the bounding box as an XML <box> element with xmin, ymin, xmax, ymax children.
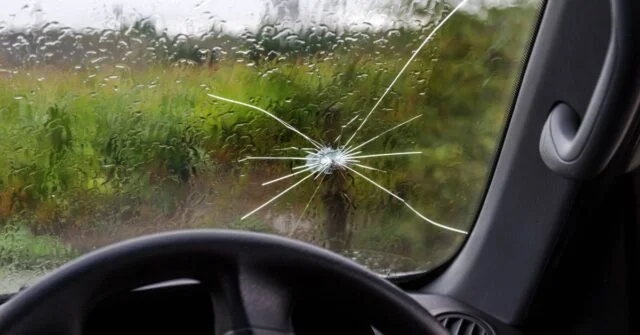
<box><xmin>0</xmin><ymin>230</ymin><xmax>448</xmax><ymax>335</ymax></box>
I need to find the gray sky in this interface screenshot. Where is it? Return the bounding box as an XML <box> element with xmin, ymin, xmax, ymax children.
<box><xmin>0</xmin><ymin>0</ymin><xmax>525</xmax><ymax>34</ymax></box>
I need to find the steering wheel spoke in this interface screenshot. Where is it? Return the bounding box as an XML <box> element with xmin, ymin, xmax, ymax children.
<box><xmin>199</xmin><ymin>263</ymin><xmax>292</xmax><ymax>335</ymax></box>
<box><xmin>205</xmin><ymin>263</ymin><xmax>294</xmax><ymax>335</ymax></box>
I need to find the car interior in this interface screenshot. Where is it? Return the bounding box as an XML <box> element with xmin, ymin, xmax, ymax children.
<box><xmin>2</xmin><ymin>0</ymin><xmax>640</xmax><ymax>334</ymax></box>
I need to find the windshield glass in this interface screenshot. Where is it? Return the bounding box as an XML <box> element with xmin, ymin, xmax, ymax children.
<box><xmin>0</xmin><ymin>0</ymin><xmax>542</xmax><ymax>293</ymax></box>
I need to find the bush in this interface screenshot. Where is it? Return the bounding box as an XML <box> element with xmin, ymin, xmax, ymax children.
<box><xmin>0</xmin><ymin>222</ymin><xmax>76</xmax><ymax>270</ymax></box>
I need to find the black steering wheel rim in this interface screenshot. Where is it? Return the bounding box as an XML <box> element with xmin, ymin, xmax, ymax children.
<box><xmin>0</xmin><ymin>230</ymin><xmax>448</xmax><ymax>335</ymax></box>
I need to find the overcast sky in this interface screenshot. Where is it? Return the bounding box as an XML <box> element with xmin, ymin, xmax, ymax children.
<box><xmin>0</xmin><ymin>0</ymin><xmax>528</xmax><ymax>34</ymax></box>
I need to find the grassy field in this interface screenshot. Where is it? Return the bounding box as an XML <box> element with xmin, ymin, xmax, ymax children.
<box><xmin>0</xmin><ymin>4</ymin><xmax>541</xmax><ymax>278</ymax></box>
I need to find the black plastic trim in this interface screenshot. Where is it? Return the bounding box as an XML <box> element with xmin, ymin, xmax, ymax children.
<box><xmin>412</xmin><ymin>294</ymin><xmax>520</xmax><ymax>335</ymax></box>
<box><xmin>539</xmin><ymin>0</ymin><xmax>640</xmax><ymax>179</ymax></box>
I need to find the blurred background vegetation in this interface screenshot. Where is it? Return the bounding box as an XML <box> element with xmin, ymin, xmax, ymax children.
<box><xmin>0</xmin><ymin>0</ymin><xmax>541</xmax><ymax>280</ymax></box>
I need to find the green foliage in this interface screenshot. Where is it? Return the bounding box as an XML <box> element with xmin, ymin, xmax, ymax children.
<box><xmin>0</xmin><ymin>222</ymin><xmax>77</xmax><ymax>270</ymax></box>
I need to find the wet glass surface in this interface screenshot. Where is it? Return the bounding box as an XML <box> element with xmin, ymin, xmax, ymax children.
<box><xmin>0</xmin><ymin>0</ymin><xmax>542</xmax><ymax>292</ymax></box>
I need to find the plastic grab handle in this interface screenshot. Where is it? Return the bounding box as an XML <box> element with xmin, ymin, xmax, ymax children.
<box><xmin>539</xmin><ymin>0</ymin><xmax>634</xmax><ymax>179</ymax></box>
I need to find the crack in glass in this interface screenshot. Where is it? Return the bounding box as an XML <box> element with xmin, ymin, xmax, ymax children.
<box><xmin>208</xmin><ymin>0</ymin><xmax>470</xmax><ymax>235</ymax></box>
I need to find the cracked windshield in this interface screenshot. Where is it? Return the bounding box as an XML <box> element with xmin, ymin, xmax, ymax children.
<box><xmin>0</xmin><ymin>0</ymin><xmax>542</xmax><ymax>292</ymax></box>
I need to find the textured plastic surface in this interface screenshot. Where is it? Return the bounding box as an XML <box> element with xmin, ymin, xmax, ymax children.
<box><xmin>539</xmin><ymin>0</ymin><xmax>640</xmax><ymax>179</ymax></box>
<box><xmin>412</xmin><ymin>294</ymin><xmax>521</xmax><ymax>335</ymax></box>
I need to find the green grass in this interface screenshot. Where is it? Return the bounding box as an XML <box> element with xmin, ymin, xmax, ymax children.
<box><xmin>0</xmin><ymin>222</ymin><xmax>77</xmax><ymax>270</ymax></box>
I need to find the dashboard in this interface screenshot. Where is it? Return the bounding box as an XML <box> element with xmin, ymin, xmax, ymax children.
<box><xmin>80</xmin><ymin>281</ymin><xmax>522</xmax><ymax>335</ymax></box>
